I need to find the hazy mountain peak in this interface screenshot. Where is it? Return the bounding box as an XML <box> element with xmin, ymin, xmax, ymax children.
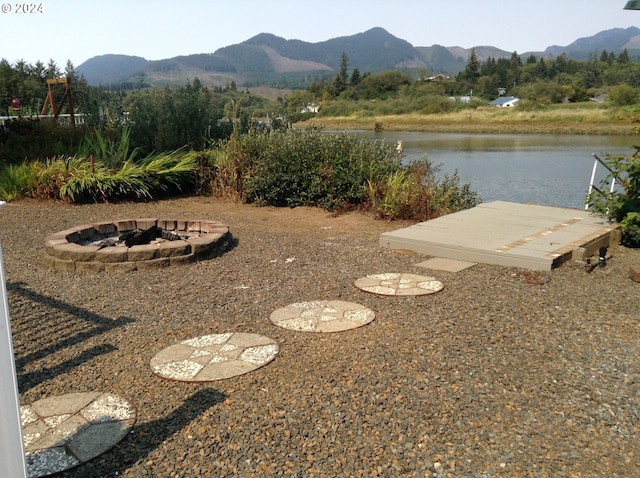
<box><xmin>78</xmin><ymin>54</ymin><xmax>148</xmax><ymax>85</ymax></box>
<box><xmin>545</xmin><ymin>26</ymin><xmax>640</xmax><ymax>57</ymax></box>
<box><xmin>77</xmin><ymin>27</ymin><xmax>640</xmax><ymax>87</ymax></box>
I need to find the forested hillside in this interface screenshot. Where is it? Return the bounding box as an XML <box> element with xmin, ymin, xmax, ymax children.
<box><xmin>74</xmin><ymin>27</ymin><xmax>640</xmax><ymax>89</ymax></box>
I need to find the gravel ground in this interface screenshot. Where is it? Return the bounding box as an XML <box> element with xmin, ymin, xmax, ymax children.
<box><xmin>2</xmin><ymin>197</ymin><xmax>639</xmax><ymax>478</ymax></box>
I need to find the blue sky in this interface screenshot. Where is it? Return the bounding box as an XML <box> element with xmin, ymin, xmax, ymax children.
<box><xmin>1</xmin><ymin>0</ymin><xmax>639</xmax><ymax>68</ymax></box>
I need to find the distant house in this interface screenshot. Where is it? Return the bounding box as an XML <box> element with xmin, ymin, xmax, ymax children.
<box><xmin>448</xmin><ymin>96</ymin><xmax>472</xmax><ymax>103</ymax></box>
<box><xmin>489</xmin><ymin>96</ymin><xmax>521</xmax><ymax>107</ymax></box>
<box><xmin>427</xmin><ymin>74</ymin><xmax>451</xmax><ymax>82</ymax></box>
<box><xmin>589</xmin><ymin>94</ymin><xmax>607</xmax><ymax>103</ymax></box>
<box><xmin>300</xmin><ymin>103</ymin><xmax>319</xmax><ymax>114</ymax></box>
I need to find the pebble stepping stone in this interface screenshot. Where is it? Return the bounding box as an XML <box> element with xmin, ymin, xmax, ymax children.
<box><xmin>21</xmin><ymin>392</ymin><xmax>136</xmax><ymax>478</ymax></box>
<box><xmin>150</xmin><ymin>332</ymin><xmax>279</xmax><ymax>382</ymax></box>
<box><xmin>354</xmin><ymin>272</ymin><xmax>444</xmax><ymax>296</ymax></box>
<box><xmin>269</xmin><ymin>300</ymin><xmax>375</xmax><ymax>332</ymax></box>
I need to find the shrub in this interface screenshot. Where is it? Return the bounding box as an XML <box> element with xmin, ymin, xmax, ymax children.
<box><xmin>420</xmin><ymin>96</ymin><xmax>456</xmax><ymax>114</ymax></box>
<box><xmin>0</xmin><ymin>119</ymin><xmax>87</xmax><ymax>165</ymax></box>
<box><xmin>607</xmin><ymin>84</ymin><xmax>638</xmax><ymax>107</ymax></box>
<box><xmin>237</xmin><ymin>127</ymin><xmax>401</xmax><ymax>209</ymax></box>
<box><xmin>214</xmin><ymin>127</ymin><xmax>481</xmax><ymax>220</ymax></box>
<box><xmin>620</xmin><ymin>212</ymin><xmax>640</xmax><ymax>247</ymax></box>
<box><xmin>586</xmin><ymin>147</ymin><xmax>640</xmax><ymax>246</ymax></box>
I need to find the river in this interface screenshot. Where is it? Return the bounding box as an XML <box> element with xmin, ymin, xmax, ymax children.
<box><xmin>353</xmin><ymin>131</ymin><xmax>638</xmax><ymax>210</ymax></box>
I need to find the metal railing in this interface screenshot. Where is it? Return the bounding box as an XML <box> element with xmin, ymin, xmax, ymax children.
<box><xmin>585</xmin><ymin>153</ymin><xmax>617</xmax><ymax>211</ymax></box>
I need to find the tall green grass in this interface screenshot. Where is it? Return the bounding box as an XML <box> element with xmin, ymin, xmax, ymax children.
<box><xmin>60</xmin><ymin>151</ymin><xmax>198</xmax><ymax>202</ymax></box>
<box><xmin>0</xmin><ymin>162</ymin><xmax>39</xmax><ymax>201</ymax></box>
<box><xmin>77</xmin><ymin>125</ymin><xmax>142</xmax><ymax>167</ymax></box>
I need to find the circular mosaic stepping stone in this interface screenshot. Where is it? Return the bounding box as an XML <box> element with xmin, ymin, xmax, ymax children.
<box><xmin>269</xmin><ymin>300</ymin><xmax>375</xmax><ymax>332</ymax></box>
<box><xmin>21</xmin><ymin>392</ymin><xmax>136</xmax><ymax>478</ymax></box>
<box><xmin>150</xmin><ymin>332</ymin><xmax>279</xmax><ymax>382</ymax></box>
<box><xmin>354</xmin><ymin>273</ymin><xmax>444</xmax><ymax>296</ymax></box>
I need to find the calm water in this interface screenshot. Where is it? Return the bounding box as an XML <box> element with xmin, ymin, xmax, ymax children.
<box><xmin>353</xmin><ymin>131</ymin><xmax>638</xmax><ymax>209</ymax></box>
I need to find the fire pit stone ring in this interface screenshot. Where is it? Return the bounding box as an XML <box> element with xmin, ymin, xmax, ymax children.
<box><xmin>43</xmin><ymin>218</ymin><xmax>232</xmax><ymax>273</ymax></box>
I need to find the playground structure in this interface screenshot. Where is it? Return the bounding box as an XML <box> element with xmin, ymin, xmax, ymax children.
<box><xmin>40</xmin><ymin>77</ymin><xmax>75</xmax><ymax>127</ymax></box>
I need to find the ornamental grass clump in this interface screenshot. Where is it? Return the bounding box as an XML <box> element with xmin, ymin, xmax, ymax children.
<box><xmin>0</xmin><ymin>150</ymin><xmax>199</xmax><ymax>203</ymax></box>
<box><xmin>77</xmin><ymin>126</ymin><xmax>142</xmax><ymax>168</ymax></box>
<box><xmin>0</xmin><ymin>161</ymin><xmax>40</xmax><ymax>201</ymax></box>
<box><xmin>60</xmin><ymin>151</ymin><xmax>198</xmax><ymax>203</ymax></box>
<box><xmin>0</xmin><ymin>157</ymin><xmax>88</xmax><ymax>201</ymax></box>
<box><xmin>369</xmin><ymin>158</ymin><xmax>481</xmax><ymax>221</ymax></box>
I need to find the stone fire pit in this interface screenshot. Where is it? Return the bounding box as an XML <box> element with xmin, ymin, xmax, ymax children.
<box><xmin>43</xmin><ymin>218</ymin><xmax>232</xmax><ymax>273</ymax></box>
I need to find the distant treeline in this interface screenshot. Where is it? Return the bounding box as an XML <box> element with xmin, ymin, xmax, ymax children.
<box><xmin>0</xmin><ymin>57</ymin><xmax>286</xmax><ymax>163</ymax></box>
<box><xmin>286</xmin><ymin>49</ymin><xmax>640</xmax><ymax>111</ymax></box>
<box><xmin>3</xmin><ymin>49</ymin><xmax>640</xmax><ymax>164</ymax></box>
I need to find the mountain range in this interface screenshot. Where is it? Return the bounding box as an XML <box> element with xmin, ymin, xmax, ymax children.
<box><xmin>76</xmin><ymin>26</ymin><xmax>640</xmax><ymax>88</ymax></box>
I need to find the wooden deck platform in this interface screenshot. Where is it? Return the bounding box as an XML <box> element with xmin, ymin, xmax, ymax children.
<box><xmin>379</xmin><ymin>201</ymin><xmax>619</xmax><ymax>271</ymax></box>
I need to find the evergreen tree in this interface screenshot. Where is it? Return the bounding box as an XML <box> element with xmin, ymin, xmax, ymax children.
<box><xmin>480</xmin><ymin>57</ymin><xmax>496</xmax><ymax>76</ymax></box>
<box><xmin>463</xmin><ymin>48</ymin><xmax>481</xmax><ymax>83</ymax></box>
<box><xmin>582</xmin><ymin>58</ymin><xmax>603</xmax><ymax>89</ymax></box>
<box><xmin>510</xmin><ymin>52</ymin><xmax>522</xmax><ymax>68</ymax></box>
<box><xmin>554</xmin><ymin>53</ymin><xmax>568</xmax><ymax>74</ymax></box>
<box><xmin>32</xmin><ymin>61</ymin><xmax>45</xmax><ymax>80</ymax></box>
<box><xmin>0</xmin><ymin>59</ymin><xmax>16</xmax><ymax>110</ymax></box>
<box><xmin>534</xmin><ymin>57</ymin><xmax>548</xmax><ymax>79</ymax></box>
<box><xmin>64</xmin><ymin>60</ymin><xmax>77</xmax><ymax>82</ymax></box>
<box><xmin>618</xmin><ymin>49</ymin><xmax>631</xmax><ymax>64</ymax></box>
<box><xmin>14</xmin><ymin>59</ymin><xmax>28</xmax><ymax>77</ymax></box>
<box><xmin>509</xmin><ymin>52</ymin><xmax>522</xmax><ymax>85</ymax></box>
<box><xmin>350</xmin><ymin>67</ymin><xmax>362</xmax><ymax>86</ymax></box>
<box><xmin>331</xmin><ymin>53</ymin><xmax>349</xmax><ymax>96</ymax></box>
<box><xmin>600</xmin><ymin>50</ymin><xmax>615</xmax><ymax>64</ymax></box>
<box><xmin>45</xmin><ymin>59</ymin><xmax>61</xmax><ymax>79</ymax></box>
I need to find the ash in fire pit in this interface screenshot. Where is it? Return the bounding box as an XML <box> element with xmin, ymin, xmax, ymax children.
<box><xmin>44</xmin><ymin>218</ymin><xmax>232</xmax><ymax>273</ymax></box>
<box><xmin>92</xmin><ymin>225</ymin><xmax>183</xmax><ymax>249</ymax></box>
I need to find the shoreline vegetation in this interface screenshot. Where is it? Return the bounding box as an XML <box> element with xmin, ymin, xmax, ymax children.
<box><xmin>296</xmin><ymin>105</ymin><xmax>640</xmax><ymax>135</ymax></box>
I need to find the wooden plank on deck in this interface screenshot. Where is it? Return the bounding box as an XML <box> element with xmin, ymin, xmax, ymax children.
<box><xmin>379</xmin><ymin>201</ymin><xmax>618</xmax><ymax>271</ymax></box>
